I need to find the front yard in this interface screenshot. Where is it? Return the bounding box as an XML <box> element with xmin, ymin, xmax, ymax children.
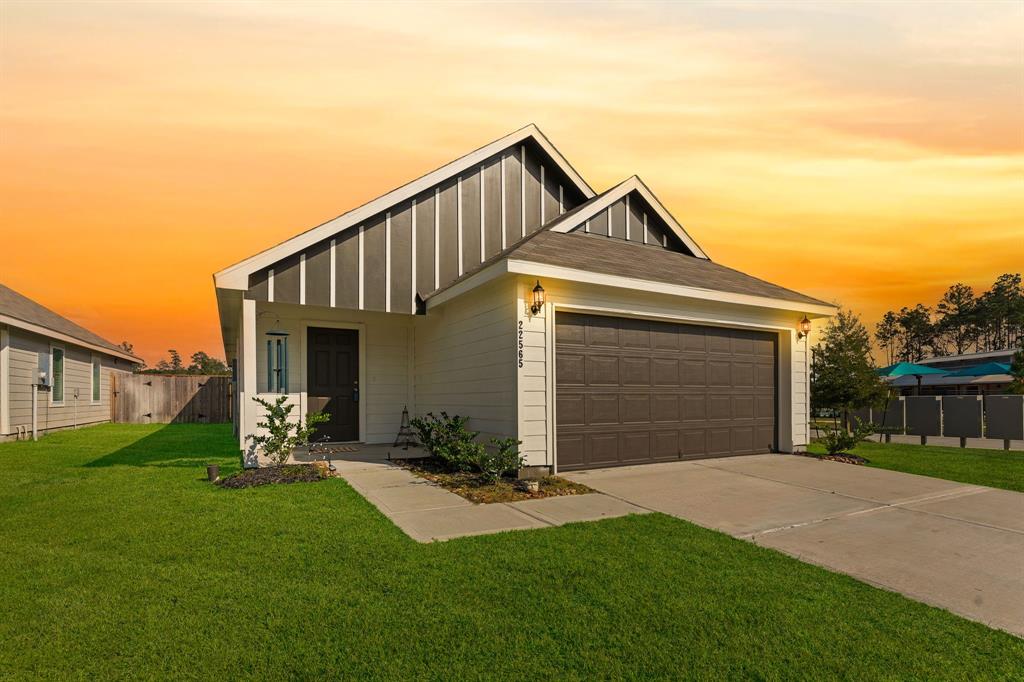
<box><xmin>1</xmin><ymin>424</ymin><xmax>1021</xmax><ymax>679</ymax></box>
<box><xmin>808</xmin><ymin>440</ymin><xmax>1024</xmax><ymax>492</ymax></box>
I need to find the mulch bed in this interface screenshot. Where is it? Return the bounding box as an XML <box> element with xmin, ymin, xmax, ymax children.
<box><xmin>798</xmin><ymin>452</ymin><xmax>870</xmax><ymax>466</ymax></box>
<box><xmin>216</xmin><ymin>463</ymin><xmax>331</xmax><ymax>489</ymax></box>
<box><xmin>393</xmin><ymin>457</ymin><xmax>593</xmax><ymax>504</ymax></box>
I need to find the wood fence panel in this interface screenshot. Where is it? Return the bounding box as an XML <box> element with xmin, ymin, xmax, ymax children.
<box><xmin>111</xmin><ymin>375</ymin><xmax>233</xmax><ymax>424</ymax></box>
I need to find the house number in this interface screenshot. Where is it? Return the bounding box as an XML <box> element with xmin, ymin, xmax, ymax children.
<box><xmin>517</xmin><ymin>320</ymin><xmax>524</xmax><ymax>368</ymax></box>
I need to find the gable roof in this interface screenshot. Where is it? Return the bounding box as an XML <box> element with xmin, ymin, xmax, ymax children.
<box><xmin>214</xmin><ymin>124</ymin><xmax>595</xmax><ymax>290</ymax></box>
<box><xmin>0</xmin><ymin>284</ymin><xmax>142</xmax><ymax>363</ymax></box>
<box><xmin>545</xmin><ymin>176</ymin><xmax>709</xmax><ymax>259</ymax></box>
<box><xmin>425</xmin><ymin>230</ymin><xmax>833</xmax><ymax>312</ymax></box>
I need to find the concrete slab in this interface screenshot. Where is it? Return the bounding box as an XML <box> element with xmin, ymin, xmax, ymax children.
<box><xmin>758</xmin><ymin>506</ymin><xmax>1024</xmax><ymax>637</ymax></box>
<box><xmin>388</xmin><ymin>503</ymin><xmax>549</xmax><ymax>542</ymax></box>
<box><xmin>510</xmin><ymin>493</ymin><xmax>649</xmax><ymax>526</ymax></box>
<box><xmin>904</xmin><ymin>488</ymin><xmax>1024</xmax><ymax>534</ymax></box>
<box><xmin>363</xmin><ymin>480</ymin><xmax>470</xmax><ymax>514</ymax></box>
<box><xmin>568</xmin><ymin>465</ymin><xmax>878</xmax><ymax>536</ymax></box>
<box><xmin>700</xmin><ymin>454</ymin><xmax>966</xmax><ymax>504</ymax></box>
<box><xmin>342</xmin><ymin>467</ymin><xmax>422</xmax><ymax>493</ymax></box>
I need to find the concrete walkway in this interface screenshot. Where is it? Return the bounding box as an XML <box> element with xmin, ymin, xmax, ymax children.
<box><xmin>313</xmin><ymin>446</ymin><xmax>647</xmax><ymax>542</ymax></box>
<box><xmin>565</xmin><ymin>455</ymin><xmax>1024</xmax><ymax>638</ymax></box>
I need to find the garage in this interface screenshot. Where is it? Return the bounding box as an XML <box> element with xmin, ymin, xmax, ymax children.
<box><xmin>555</xmin><ymin>312</ymin><xmax>777</xmax><ymax>471</ymax></box>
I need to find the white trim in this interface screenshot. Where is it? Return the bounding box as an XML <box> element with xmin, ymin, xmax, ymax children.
<box><xmin>625</xmin><ymin>194</ymin><xmax>631</xmax><ymax>241</ymax></box>
<box><xmin>457</xmin><ymin>176</ymin><xmax>464</xmax><ymax>277</ymax></box>
<box><xmin>299</xmin><ymin>253</ymin><xmax>306</xmax><ymax>305</ymax></box>
<box><xmin>425</xmin><ymin>260</ymin><xmax>511</xmax><ymax>310</ymax></box>
<box><xmin>268</xmin><ymin>268</ymin><xmax>275</xmax><ymax>303</ymax></box>
<box><xmin>643</xmin><ymin>212</ymin><xmax>648</xmax><ymax>245</ymax></box>
<box><xmin>1</xmin><ymin>326</ymin><xmax>10</xmax><ymax>434</ymax></box>
<box><xmin>298</xmin><ymin>320</ymin><xmax>367</xmax><ymax>443</ymax></box>
<box><xmin>0</xmin><ymin>315</ymin><xmax>140</xmax><ymax>364</ymax></box>
<box><xmin>559</xmin><ymin>185</ymin><xmax>564</xmax><ymax>215</ymax></box>
<box><xmin>410</xmin><ymin>199</ymin><xmax>417</xmax><ymax>310</ymax></box>
<box><xmin>213</xmin><ymin>124</ymin><xmax>595</xmax><ymax>290</ymax></box>
<box><xmin>433</xmin><ymin>188</ymin><xmax>440</xmax><ymax>290</ymax></box>
<box><xmin>49</xmin><ymin>343</ymin><xmax>65</xmax><ymax>406</ymax></box>
<box><xmin>329</xmin><ymin>238</ymin><xmax>337</xmax><ymax>307</ymax></box>
<box><xmin>520</xmin><ymin>144</ymin><xmax>526</xmax><ymax>238</ymax></box>
<box><xmin>606</xmin><ymin>207</ymin><xmax>612</xmax><ymax>236</ymax></box>
<box><xmin>357</xmin><ymin>225</ymin><xmax>365</xmax><ymax>310</ymax></box>
<box><xmin>500</xmin><ymin>153</ymin><xmax>507</xmax><ymax>249</ymax></box>
<box><xmin>547</xmin><ymin>176</ymin><xmax>709</xmax><ymax>259</ymax></box>
<box><xmin>505</xmin><ymin>260</ymin><xmax>836</xmax><ymax>315</ymax></box>
<box><xmin>479</xmin><ymin>164</ymin><xmax>486</xmax><ymax>261</ymax></box>
<box><xmin>385</xmin><ymin>211</ymin><xmax>392</xmax><ymax>313</ymax></box>
<box><xmin>584</xmin><ymin>219</ymin><xmax>590</xmax><ymax>234</ymax></box>
<box><xmin>540</xmin><ymin>164</ymin><xmax>546</xmax><ymax>225</ymax></box>
<box><xmin>90</xmin><ymin>353</ymin><xmax>101</xmax><ymax>405</ymax></box>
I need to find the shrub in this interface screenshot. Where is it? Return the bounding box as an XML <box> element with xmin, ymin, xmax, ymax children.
<box><xmin>819</xmin><ymin>417</ymin><xmax>874</xmax><ymax>456</ymax></box>
<box><xmin>474</xmin><ymin>438</ymin><xmax>525</xmax><ymax>483</ymax></box>
<box><xmin>409</xmin><ymin>412</ymin><xmax>482</xmax><ymax>472</ymax></box>
<box><xmin>246</xmin><ymin>396</ymin><xmax>330</xmax><ymax>466</ymax></box>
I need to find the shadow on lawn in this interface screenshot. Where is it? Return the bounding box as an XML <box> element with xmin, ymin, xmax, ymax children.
<box><xmin>85</xmin><ymin>424</ymin><xmax>238</xmax><ymax>468</ymax></box>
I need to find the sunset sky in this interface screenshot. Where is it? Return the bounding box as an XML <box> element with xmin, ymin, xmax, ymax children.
<box><xmin>2</xmin><ymin>1</ymin><xmax>1022</xmax><ymax>365</ymax></box>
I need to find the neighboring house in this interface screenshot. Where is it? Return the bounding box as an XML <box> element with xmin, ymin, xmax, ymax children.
<box><xmin>214</xmin><ymin>125</ymin><xmax>835</xmax><ymax>471</ymax></box>
<box><xmin>892</xmin><ymin>349</ymin><xmax>1016</xmax><ymax>396</ymax></box>
<box><xmin>0</xmin><ymin>284</ymin><xmax>142</xmax><ymax>440</ymax></box>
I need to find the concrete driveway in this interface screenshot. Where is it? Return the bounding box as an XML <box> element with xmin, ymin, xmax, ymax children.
<box><xmin>564</xmin><ymin>455</ymin><xmax>1024</xmax><ymax>637</ymax></box>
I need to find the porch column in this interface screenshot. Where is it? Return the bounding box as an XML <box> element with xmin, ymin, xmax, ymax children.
<box><xmin>239</xmin><ymin>298</ymin><xmax>258</xmax><ymax>461</ymax></box>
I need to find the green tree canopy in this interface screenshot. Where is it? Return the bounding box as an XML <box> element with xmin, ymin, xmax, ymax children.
<box><xmin>812</xmin><ymin>309</ymin><xmax>888</xmax><ymax>422</ymax></box>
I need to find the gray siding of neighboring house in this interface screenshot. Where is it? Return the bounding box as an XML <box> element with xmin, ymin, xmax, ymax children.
<box><xmin>578</xmin><ymin>190</ymin><xmax>691</xmax><ymax>254</ymax></box>
<box><xmin>244</xmin><ymin>139</ymin><xmax>586</xmax><ymax>312</ymax></box>
<box><xmin>3</xmin><ymin>326</ymin><xmax>132</xmax><ymax>437</ymax></box>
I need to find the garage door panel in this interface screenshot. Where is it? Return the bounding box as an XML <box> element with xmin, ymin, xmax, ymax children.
<box><xmin>556</xmin><ymin>313</ymin><xmax>777</xmax><ymax>471</ymax></box>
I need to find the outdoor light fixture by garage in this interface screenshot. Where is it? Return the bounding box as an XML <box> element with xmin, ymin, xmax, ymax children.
<box><xmin>530</xmin><ymin>281</ymin><xmax>546</xmax><ymax>315</ymax></box>
<box><xmin>797</xmin><ymin>316</ymin><xmax>812</xmax><ymax>340</ymax></box>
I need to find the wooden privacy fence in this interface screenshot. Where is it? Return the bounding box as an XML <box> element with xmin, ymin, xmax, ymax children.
<box><xmin>111</xmin><ymin>374</ymin><xmax>233</xmax><ymax>424</ymax></box>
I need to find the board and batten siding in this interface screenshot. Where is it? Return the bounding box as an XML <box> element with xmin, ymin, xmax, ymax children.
<box><xmin>514</xmin><ymin>276</ymin><xmax>809</xmax><ymax>469</ymax></box>
<box><xmin>2</xmin><ymin>326</ymin><xmax>131</xmax><ymax>436</ymax></box>
<box><xmin>413</xmin><ymin>278</ymin><xmax>517</xmax><ymax>443</ymax></box>
<box><xmin>579</xmin><ymin>190</ymin><xmax>687</xmax><ymax>253</ymax></box>
<box><xmin>245</xmin><ymin>140</ymin><xmax>586</xmax><ymax>313</ymax></box>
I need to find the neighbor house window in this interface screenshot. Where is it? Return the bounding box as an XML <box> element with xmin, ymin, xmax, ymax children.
<box><xmin>266</xmin><ymin>337</ymin><xmax>288</xmax><ymax>393</ymax></box>
<box><xmin>51</xmin><ymin>346</ymin><xmax>64</xmax><ymax>404</ymax></box>
<box><xmin>91</xmin><ymin>355</ymin><xmax>101</xmax><ymax>403</ymax></box>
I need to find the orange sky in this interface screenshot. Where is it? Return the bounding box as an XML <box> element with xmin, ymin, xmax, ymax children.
<box><xmin>2</xmin><ymin>1</ymin><xmax>1022</xmax><ymax>365</ymax></box>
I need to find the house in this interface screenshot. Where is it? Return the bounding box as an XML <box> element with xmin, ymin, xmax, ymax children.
<box><xmin>0</xmin><ymin>284</ymin><xmax>143</xmax><ymax>440</ymax></box>
<box><xmin>892</xmin><ymin>349</ymin><xmax>1017</xmax><ymax>396</ymax></box>
<box><xmin>214</xmin><ymin>125</ymin><xmax>835</xmax><ymax>471</ymax></box>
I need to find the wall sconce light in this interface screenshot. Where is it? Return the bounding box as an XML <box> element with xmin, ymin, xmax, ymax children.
<box><xmin>797</xmin><ymin>316</ymin><xmax>812</xmax><ymax>340</ymax></box>
<box><xmin>530</xmin><ymin>281</ymin><xmax>546</xmax><ymax>315</ymax></box>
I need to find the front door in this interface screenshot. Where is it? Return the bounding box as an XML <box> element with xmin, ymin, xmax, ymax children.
<box><xmin>307</xmin><ymin>327</ymin><xmax>359</xmax><ymax>441</ymax></box>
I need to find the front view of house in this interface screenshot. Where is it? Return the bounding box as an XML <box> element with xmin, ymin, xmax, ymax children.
<box><xmin>214</xmin><ymin>125</ymin><xmax>835</xmax><ymax>471</ymax></box>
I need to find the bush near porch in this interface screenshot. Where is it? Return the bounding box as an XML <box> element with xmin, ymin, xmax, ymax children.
<box><xmin>1</xmin><ymin>424</ymin><xmax>1022</xmax><ymax>679</ymax></box>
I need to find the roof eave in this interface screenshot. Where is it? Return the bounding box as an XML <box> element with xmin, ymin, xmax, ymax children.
<box><xmin>0</xmin><ymin>314</ymin><xmax>143</xmax><ymax>364</ymax></box>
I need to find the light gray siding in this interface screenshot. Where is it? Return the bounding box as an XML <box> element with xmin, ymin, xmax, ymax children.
<box><xmin>244</xmin><ymin>141</ymin><xmax>586</xmax><ymax>313</ymax></box>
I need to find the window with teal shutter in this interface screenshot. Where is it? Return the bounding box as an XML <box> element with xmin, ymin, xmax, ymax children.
<box><xmin>92</xmin><ymin>357</ymin><xmax>101</xmax><ymax>402</ymax></box>
<box><xmin>51</xmin><ymin>347</ymin><xmax>64</xmax><ymax>403</ymax></box>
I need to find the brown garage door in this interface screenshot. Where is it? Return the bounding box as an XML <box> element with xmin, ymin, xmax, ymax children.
<box><xmin>556</xmin><ymin>312</ymin><xmax>777</xmax><ymax>471</ymax></box>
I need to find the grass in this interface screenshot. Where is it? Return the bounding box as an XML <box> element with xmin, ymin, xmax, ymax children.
<box><xmin>1</xmin><ymin>425</ymin><xmax>1022</xmax><ymax>680</ymax></box>
<box><xmin>809</xmin><ymin>440</ymin><xmax>1024</xmax><ymax>492</ymax></box>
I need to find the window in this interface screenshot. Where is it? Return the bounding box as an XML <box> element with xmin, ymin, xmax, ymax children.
<box><xmin>51</xmin><ymin>346</ymin><xmax>64</xmax><ymax>404</ymax></box>
<box><xmin>91</xmin><ymin>355</ymin><xmax>101</xmax><ymax>403</ymax></box>
<box><xmin>266</xmin><ymin>337</ymin><xmax>288</xmax><ymax>393</ymax></box>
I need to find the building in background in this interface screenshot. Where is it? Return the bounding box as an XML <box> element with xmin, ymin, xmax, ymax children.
<box><xmin>0</xmin><ymin>284</ymin><xmax>143</xmax><ymax>440</ymax></box>
<box><xmin>891</xmin><ymin>349</ymin><xmax>1015</xmax><ymax>396</ymax></box>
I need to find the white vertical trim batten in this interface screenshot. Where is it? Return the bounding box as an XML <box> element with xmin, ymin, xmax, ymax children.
<box><xmin>329</xmin><ymin>238</ymin><xmax>336</xmax><ymax>307</ymax></box>
<box><xmin>433</xmin><ymin>188</ymin><xmax>440</xmax><ymax>290</ymax></box>
<box><xmin>410</xmin><ymin>198</ymin><xmax>417</xmax><ymax>310</ymax></box>
<box><xmin>456</xmin><ymin>176</ymin><xmax>464</xmax><ymax>276</ymax></box>
<box><xmin>299</xmin><ymin>253</ymin><xmax>306</xmax><ymax>305</ymax></box>
<box><xmin>384</xmin><ymin>211</ymin><xmax>392</xmax><ymax>313</ymax></box>
<box><xmin>500</xmin><ymin>153</ymin><xmax>507</xmax><ymax>249</ymax></box>
<box><xmin>268</xmin><ymin>269</ymin><xmax>275</xmax><ymax>303</ymax></box>
<box><xmin>625</xmin><ymin>195</ymin><xmax>631</xmax><ymax>241</ymax></box>
<box><xmin>559</xmin><ymin>185</ymin><xmax>564</xmax><ymax>215</ymax></box>
<box><xmin>540</xmin><ymin>164</ymin><xmax>546</xmax><ymax>225</ymax></box>
<box><xmin>643</xmin><ymin>213</ymin><xmax>648</xmax><ymax>245</ymax></box>
<box><xmin>357</xmin><ymin>225</ymin><xmax>365</xmax><ymax>310</ymax></box>
<box><xmin>520</xmin><ymin>144</ymin><xmax>526</xmax><ymax>238</ymax></box>
<box><xmin>479</xmin><ymin>164</ymin><xmax>486</xmax><ymax>261</ymax></box>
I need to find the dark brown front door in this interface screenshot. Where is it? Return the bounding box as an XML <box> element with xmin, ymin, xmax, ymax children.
<box><xmin>555</xmin><ymin>313</ymin><xmax>777</xmax><ymax>471</ymax></box>
<box><xmin>307</xmin><ymin>327</ymin><xmax>359</xmax><ymax>442</ymax></box>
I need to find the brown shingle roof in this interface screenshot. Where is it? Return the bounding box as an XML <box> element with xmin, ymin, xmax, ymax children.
<box><xmin>0</xmin><ymin>283</ymin><xmax>142</xmax><ymax>362</ymax></box>
<box><xmin>426</xmin><ymin>231</ymin><xmax>833</xmax><ymax>309</ymax></box>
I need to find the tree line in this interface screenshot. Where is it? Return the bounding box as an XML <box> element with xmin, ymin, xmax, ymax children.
<box><xmin>117</xmin><ymin>343</ymin><xmax>230</xmax><ymax>375</ymax></box>
<box><xmin>874</xmin><ymin>273</ymin><xmax>1023</xmax><ymax>364</ymax></box>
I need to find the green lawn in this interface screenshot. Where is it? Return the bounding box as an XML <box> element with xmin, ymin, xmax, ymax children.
<box><xmin>809</xmin><ymin>440</ymin><xmax>1024</xmax><ymax>492</ymax></box>
<box><xmin>1</xmin><ymin>425</ymin><xmax>1022</xmax><ymax>679</ymax></box>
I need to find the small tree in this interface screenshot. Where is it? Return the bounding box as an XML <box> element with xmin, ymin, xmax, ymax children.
<box><xmin>246</xmin><ymin>396</ymin><xmax>330</xmax><ymax>466</ymax></box>
<box><xmin>812</xmin><ymin>309</ymin><xmax>888</xmax><ymax>428</ymax></box>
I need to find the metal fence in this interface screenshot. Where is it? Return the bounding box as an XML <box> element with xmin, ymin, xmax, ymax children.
<box><xmin>845</xmin><ymin>395</ymin><xmax>1023</xmax><ymax>448</ymax></box>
